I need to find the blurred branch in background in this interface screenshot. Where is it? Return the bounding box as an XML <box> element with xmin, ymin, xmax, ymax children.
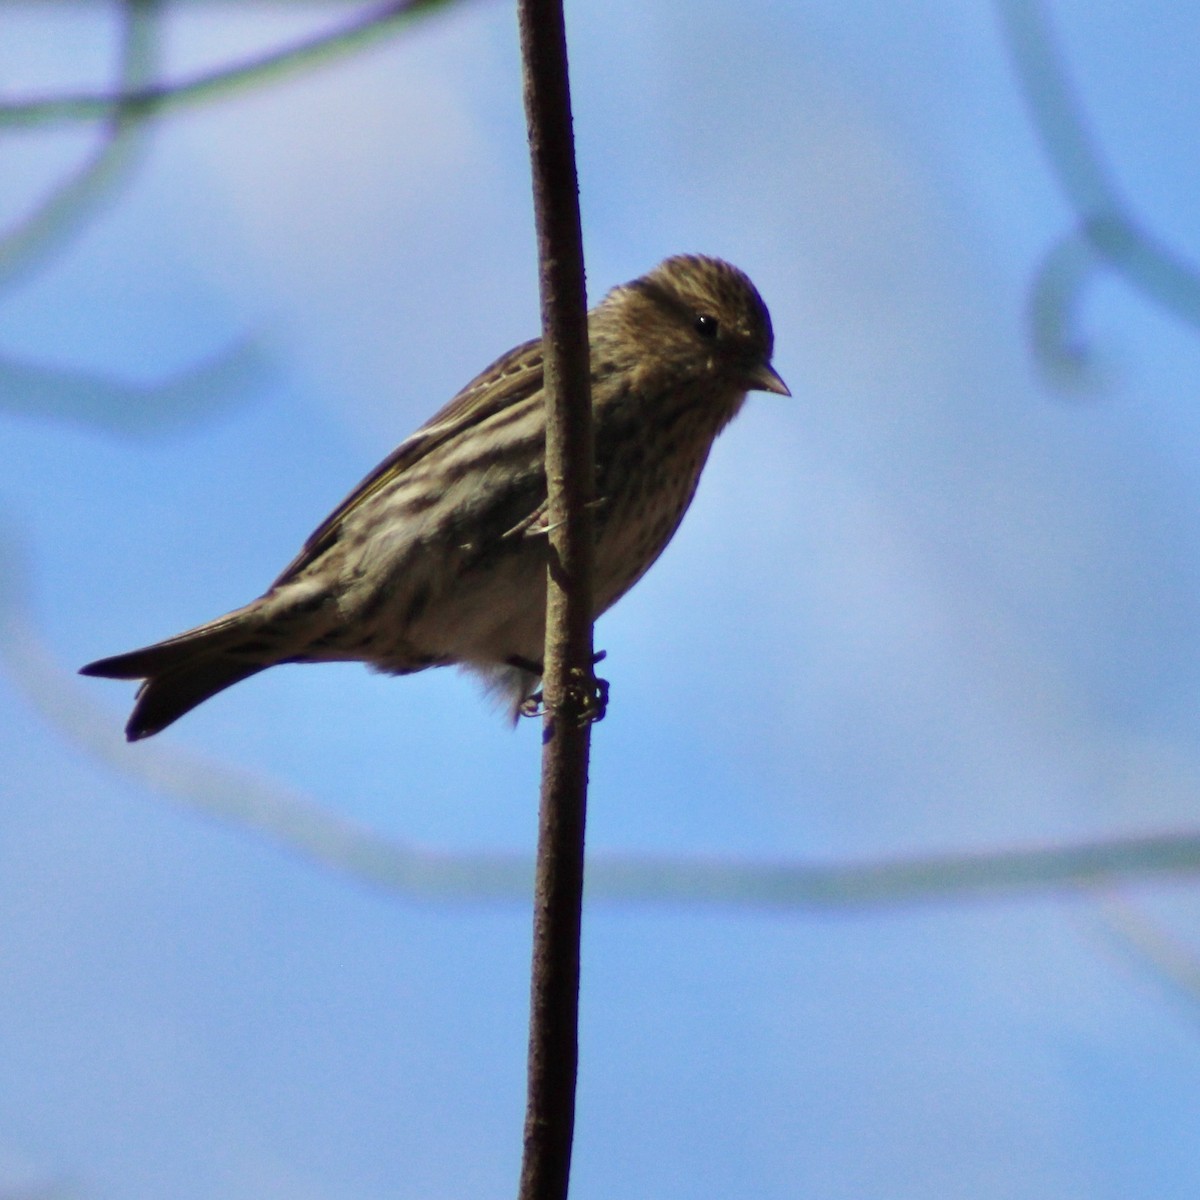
<box><xmin>997</xmin><ymin>0</ymin><xmax>1200</xmax><ymax>386</ymax></box>
<box><xmin>0</xmin><ymin>1</ymin><xmax>465</xmax><ymax>432</ymax></box>
<box><xmin>0</xmin><ymin>0</ymin><xmax>457</xmax><ymax>131</ymax></box>
<box><xmin>1089</xmin><ymin>894</ymin><xmax>1200</xmax><ymax>1019</ymax></box>
<box><xmin>4</xmin><ymin>515</ymin><xmax>1200</xmax><ymax>913</ymax></box>
<box><xmin>0</xmin><ymin>337</ymin><xmax>271</xmax><ymax>437</ymax></box>
<box><xmin>0</xmin><ymin>0</ymin><xmax>272</xmax><ymax>433</ymax></box>
<box><xmin>1026</xmin><ymin>227</ymin><xmax>1104</xmax><ymax>390</ymax></box>
<box><xmin>0</xmin><ymin>0</ymin><xmax>160</xmax><ymax>292</ymax></box>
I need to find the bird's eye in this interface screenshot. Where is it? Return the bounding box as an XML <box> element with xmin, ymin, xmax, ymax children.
<box><xmin>694</xmin><ymin>313</ymin><xmax>719</xmax><ymax>340</ymax></box>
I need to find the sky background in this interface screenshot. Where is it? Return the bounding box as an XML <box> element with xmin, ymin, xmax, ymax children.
<box><xmin>2</xmin><ymin>1</ymin><xmax>1200</xmax><ymax>1196</ymax></box>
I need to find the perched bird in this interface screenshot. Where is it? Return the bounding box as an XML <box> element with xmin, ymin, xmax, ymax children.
<box><xmin>82</xmin><ymin>254</ymin><xmax>789</xmax><ymax>741</ymax></box>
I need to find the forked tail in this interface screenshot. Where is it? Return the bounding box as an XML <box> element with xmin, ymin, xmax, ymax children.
<box><xmin>81</xmin><ymin>608</ymin><xmax>272</xmax><ymax>741</ymax></box>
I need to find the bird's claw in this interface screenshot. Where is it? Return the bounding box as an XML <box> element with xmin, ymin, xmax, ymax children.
<box><xmin>578</xmin><ymin>670</ymin><xmax>609</xmax><ymax>724</ymax></box>
<box><xmin>517</xmin><ymin>650</ymin><xmax>609</xmax><ymax>725</ymax></box>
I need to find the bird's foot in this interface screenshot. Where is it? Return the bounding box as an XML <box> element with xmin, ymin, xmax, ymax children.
<box><xmin>515</xmin><ymin>650</ymin><xmax>608</xmax><ymax>725</ymax></box>
<box><xmin>576</xmin><ymin>668</ymin><xmax>609</xmax><ymax>724</ymax></box>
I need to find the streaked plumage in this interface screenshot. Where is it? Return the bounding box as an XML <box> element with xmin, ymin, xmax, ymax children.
<box><xmin>81</xmin><ymin>255</ymin><xmax>788</xmax><ymax>740</ymax></box>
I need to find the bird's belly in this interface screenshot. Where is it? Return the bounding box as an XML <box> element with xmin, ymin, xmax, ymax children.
<box><xmin>327</xmin><ymin>530</ymin><xmax>549</xmax><ymax>673</ymax></box>
<box><xmin>407</xmin><ymin>548</ymin><xmax>549</xmax><ymax>666</ymax></box>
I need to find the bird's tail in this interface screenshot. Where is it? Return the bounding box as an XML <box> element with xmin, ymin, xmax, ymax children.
<box><xmin>81</xmin><ymin>604</ymin><xmax>277</xmax><ymax>741</ymax></box>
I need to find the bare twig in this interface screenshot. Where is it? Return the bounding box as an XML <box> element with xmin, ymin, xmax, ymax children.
<box><xmin>515</xmin><ymin>0</ymin><xmax>595</xmax><ymax>1197</ymax></box>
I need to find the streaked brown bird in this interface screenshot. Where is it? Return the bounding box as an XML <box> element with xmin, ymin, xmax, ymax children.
<box><xmin>82</xmin><ymin>255</ymin><xmax>789</xmax><ymax>740</ymax></box>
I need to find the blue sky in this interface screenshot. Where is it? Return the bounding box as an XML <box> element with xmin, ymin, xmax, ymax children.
<box><xmin>2</xmin><ymin>2</ymin><xmax>1200</xmax><ymax>1196</ymax></box>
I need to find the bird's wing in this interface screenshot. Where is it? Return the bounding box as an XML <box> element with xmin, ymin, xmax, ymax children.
<box><xmin>271</xmin><ymin>336</ymin><xmax>545</xmax><ymax>586</ymax></box>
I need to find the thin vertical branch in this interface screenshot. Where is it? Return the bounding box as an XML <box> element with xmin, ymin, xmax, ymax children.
<box><xmin>515</xmin><ymin>0</ymin><xmax>595</xmax><ymax>1198</ymax></box>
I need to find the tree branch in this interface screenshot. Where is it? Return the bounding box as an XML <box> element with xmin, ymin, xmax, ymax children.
<box><xmin>515</xmin><ymin>0</ymin><xmax>595</xmax><ymax>1197</ymax></box>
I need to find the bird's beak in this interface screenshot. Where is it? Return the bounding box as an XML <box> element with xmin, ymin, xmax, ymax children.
<box><xmin>747</xmin><ymin>362</ymin><xmax>791</xmax><ymax>396</ymax></box>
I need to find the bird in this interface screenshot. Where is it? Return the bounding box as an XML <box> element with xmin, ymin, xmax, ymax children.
<box><xmin>81</xmin><ymin>254</ymin><xmax>789</xmax><ymax>741</ymax></box>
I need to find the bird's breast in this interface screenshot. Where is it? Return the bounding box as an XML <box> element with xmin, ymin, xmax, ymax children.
<box><xmin>590</xmin><ymin>390</ymin><xmax>730</xmax><ymax>612</ymax></box>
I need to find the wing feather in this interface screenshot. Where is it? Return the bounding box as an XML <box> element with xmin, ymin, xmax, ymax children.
<box><xmin>272</xmin><ymin>337</ymin><xmax>545</xmax><ymax>586</ymax></box>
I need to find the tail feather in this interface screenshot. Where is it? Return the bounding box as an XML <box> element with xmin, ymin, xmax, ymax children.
<box><xmin>80</xmin><ymin>609</ymin><xmax>250</xmax><ymax>681</ymax></box>
<box><xmin>81</xmin><ymin>606</ymin><xmax>275</xmax><ymax>740</ymax></box>
<box><xmin>124</xmin><ymin>657</ymin><xmax>266</xmax><ymax>741</ymax></box>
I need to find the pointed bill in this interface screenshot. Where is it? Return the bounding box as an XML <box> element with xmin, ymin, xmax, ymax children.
<box><xmin>747</xmin><ymin>362</ymin><xmax>791</xmax><ymax>396</ymax></box>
